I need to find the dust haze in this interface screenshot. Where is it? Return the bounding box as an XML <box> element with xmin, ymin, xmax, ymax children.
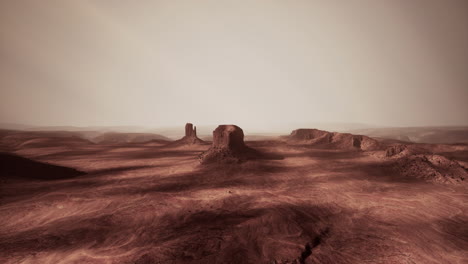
<box><xmin>1</xmin><ymin>0</ymin><xmax>468</xmax><ymax>130</ymax></box>
<box><xmin>1</xmin><ymin>1</ymin><xmax>468</xmax><ymax>264</ymax></box>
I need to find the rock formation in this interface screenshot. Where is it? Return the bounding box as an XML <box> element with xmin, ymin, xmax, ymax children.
<box><xmin>199</xmin><ymin>125</ymin><xmax>259</xmax><ymax>164</ymax></box>
<box><xmin>173</xmin><ymin>123</ymin><xmax>205</xmax><ymax>145</ymax></box>
<box><xmin>185</xmin><ymin>123</ymin><xmax>197</xmax><ymax>138</ymax></box>
<box><xmin>212</xmin><ymin>125</ymin><xmax>246</xmax><ymax>151</ymax></box>
<box><xmin>290</xmin><ymin>129</ymin><xmax>331</xmax><ymax>142</ymax></box>
<box><xmin>383</xmin><ymin>143</ymin><xmax>467</xmax><ymax>184</ymax></box>
<box><xmin>351</xmin><ymin>135</ymin><xmax>381</xmax><ymax>151</ymax></box>
<box><xmin>288</xmin><ymin>128</ymin><xmax>380</xmax><ymax>151</ymax></box>
<box><xmin>394</xmin><ymin>154</ymin><xmax>467</xmax><ymax>184</ymax></box>
<box><xmin>385</xmin><ymin>144</ymin><xmax>409</xmax><ymax>157</ymax></box>
<box><xmin>385</xmin><ymin>144</ymin><xmax>429</xmax><ymax>158</ymax></box>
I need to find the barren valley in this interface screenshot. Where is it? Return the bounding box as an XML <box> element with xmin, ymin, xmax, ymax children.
<box><xmin>1</xmin><ymin>125</ymin><xmax>467</xmax><ymax>264</ymax></box>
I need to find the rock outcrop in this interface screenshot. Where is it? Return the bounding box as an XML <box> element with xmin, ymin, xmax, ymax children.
<box><xmin>290</xmin><ymin>129</ymin><xmax>331</xmax><ymax>142</ymax></box>
<box><xmin>199</xmin><ymin>125</ymin><xmax>260</xmax><ymax>164</ymax></box>
<box><xmin>386</xmin><ymin>144</ymin><xmax>409</xmax><ymax>157</ymax></box>
<box><xmin>173</xmin><ymin>123</ymin><xmax>205</xmax><ymax>145</ymax></box>
<box><xmin>394</xmin><ymin>154</ymin><xmax>467</xmax><ymax>184</ymax></box>
<box><xmin>185</xmin><ymin>123</ymin><xmax>197</xmax><ymax>138</ymax></box>
<box><xmin>212</xmin><ymin>125</ymin><xmax>246</xmax><ymax>151</ymax></box>
<box><xmin>384</xmin><ymin>143</ymin><xmax>467</xmax><ymax>184</ymax></box>
<box><xmin>288</xmin><ymin>128</ymin><xmax>380</xmax><ymax>151</ymax></box>
<box><xmin>385</xmin><ymin>144</ymin><xmax>429</xmax><ymax>158</ymax></box>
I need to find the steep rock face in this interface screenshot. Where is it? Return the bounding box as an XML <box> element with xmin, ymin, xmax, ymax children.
<box><xmin>200</xmin><ymin>125</ymin><xmax>259</xmax><ymax>164</ymax></box>
<box><xmin>288</xmin><ymin>128</ymin><xmax>380</xmax><ymax>151</ymax></box>
<box><xmin>185</xmin><ymin>123</ymin><xmax>197</xmax><ymax>138</ymax></box>
<box><xmin>212</xmin><ymin>125</ymin><xmax>246</xmax><ymax>151</ymax></box>
<box><xmin>172</xmin><ymin>123</ymin><xmax>205</xmax><ymax>145</ymax></box>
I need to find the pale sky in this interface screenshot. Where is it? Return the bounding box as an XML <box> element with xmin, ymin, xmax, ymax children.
<box><xmin>1</xmin><ymin>0</ymin><xmax>467</xmax><ymax>131</ymax></box>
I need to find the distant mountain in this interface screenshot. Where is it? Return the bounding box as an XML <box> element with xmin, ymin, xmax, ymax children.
<box><xmin>0</xmin><ymin>123</ymin><xmax>34</xmax><ymax>130</ymax></box>
<box><xmin>349</xmin><ymin>126</ymin><xmax>468</xmax><ymax>144</ymax></box>
<box><xmin>91</xmin><ymin>132</ymin><xmax>171</xmax><ymax>144</ymax></box>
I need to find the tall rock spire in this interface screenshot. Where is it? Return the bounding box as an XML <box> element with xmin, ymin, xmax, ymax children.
<box><xmin>185</xmin><ymin>123</ymin><xmax>195</xmax><ymax>137</ymax></box>
<box><xmin>171</xmin><ymin>123</ymin><xmax>205</xmax><ymax>145</ymax></box>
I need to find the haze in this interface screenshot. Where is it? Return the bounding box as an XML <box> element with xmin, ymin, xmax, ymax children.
<box><xmin>1</xmin><ymin>0</ymin><xmax>467</xmax><ymax>131</ymax></box>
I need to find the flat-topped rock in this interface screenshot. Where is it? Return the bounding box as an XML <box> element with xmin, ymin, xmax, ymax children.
<box><xmin>212</xmin><ymin>125</ymin><xmax>246</xmax><ymax>151</ymax></box>
<box><xmin>288</xmin><ymin>128</ymin><xmax>380</xmax><ymax>151</ymax></box>
<box><xmin>289</xmin><ymin>129</ymin><xmax>331</xmax><ymax>141</ymax></box>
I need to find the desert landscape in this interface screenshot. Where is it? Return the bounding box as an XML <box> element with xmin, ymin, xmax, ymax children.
<box><xmin>2</xmin><ymin>1</ymin><xmax>468</xmax><ymax>263</ymax></box>
<box><xmin>1</xmin><ymin>124</ymin><xmax>467</xmax><ymax>264</ymax></box>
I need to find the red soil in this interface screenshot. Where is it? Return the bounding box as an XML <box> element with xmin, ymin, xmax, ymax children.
<box><xmin>0</xmin><ymin>129</ymin><xmax>467</xmax><ymax>264</ymax></box>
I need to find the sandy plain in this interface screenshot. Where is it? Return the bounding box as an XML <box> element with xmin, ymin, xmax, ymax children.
<box><xmin>0</xmin><ymin>129</ymin><xmax>467</xmax><ymax>264</ymax></box>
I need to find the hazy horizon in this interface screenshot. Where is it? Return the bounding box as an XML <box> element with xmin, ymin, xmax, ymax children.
<box><xmin>1</xmin><ymin>0</ymin><xmax>467</xmax><ymax>131</ymax></box>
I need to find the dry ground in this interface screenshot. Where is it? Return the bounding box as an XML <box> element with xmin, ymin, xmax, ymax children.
<box><xmin>0</xmin><ymin>132</ymin><xmax>467</xmax><ymax>264</ymax></box>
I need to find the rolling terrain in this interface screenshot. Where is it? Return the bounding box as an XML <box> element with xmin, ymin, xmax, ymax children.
<box><xmin>0</xmin><ymin>128</ymin><xmax>467</xmax><ymax>264</ymax></box>
<box><xmin>350</xmin><ymin>126</ymin><xmax>468</xmax><ymax>144</ymax></box>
